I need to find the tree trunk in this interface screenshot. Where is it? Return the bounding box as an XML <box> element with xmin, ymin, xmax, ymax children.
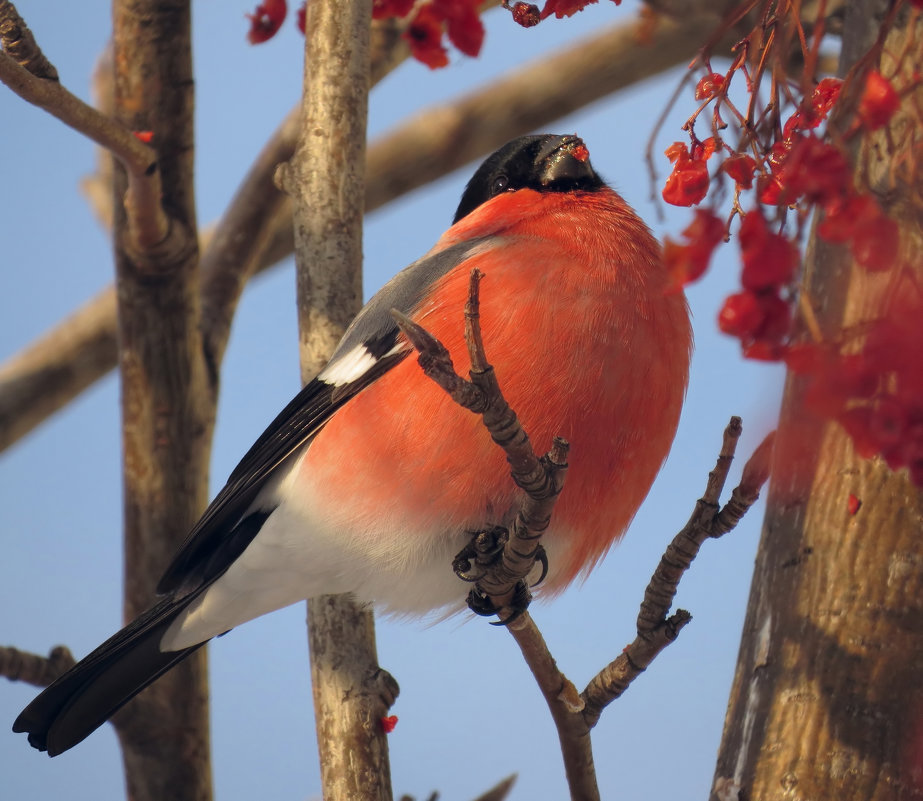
<box><xmin>284</xmin><ymin>0</ymin><xmax>396</xmax><ymax>798</ymax></box>
<box><xmin>109</xmin><ymin>2</ymin><xmax>214</xmax><ymax>800</ymax></box>
<box><xmin>712</xmin><ymin>5</ymin><xmax>923</xmax><ymax>800</ymax></box>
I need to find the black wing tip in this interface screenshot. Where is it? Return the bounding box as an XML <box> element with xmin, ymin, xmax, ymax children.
<box><xmin>12</xmin><ymin>711</ymin><xmax>53</xmax><ymax>754</ymax></box>
<box><xmin>14</xmin><ymin>692</ymin><xmax>89</xmax><ymax>756</ymax></box>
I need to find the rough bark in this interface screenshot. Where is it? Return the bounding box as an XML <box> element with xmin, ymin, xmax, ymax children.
<box><xmin>711</xmin><ymin>5</ymin><xmax>923</xmax><ymax>800</ymax></box>
<box><xmin>282</xmin><ymin>0</ymin><xmax>395</xmax><ymax>798</ymax></box>
<box><xmin>107</xmin><ymin>2</ymin><xmax>214</xmax><ymax>801</ymax></box>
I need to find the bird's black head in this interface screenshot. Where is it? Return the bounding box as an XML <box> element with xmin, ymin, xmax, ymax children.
<box><xmin>453</xmin><ymin>134</ymin><xmax>605</xmax><ymax>224</ymax></box>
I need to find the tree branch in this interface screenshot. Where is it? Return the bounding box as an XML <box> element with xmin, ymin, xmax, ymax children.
<box><xmin>0</xmin><ymin>287</ymin><xmax>118</xmax><ymax>452</ymax></box>
<box><xmin>283</xmin><ymin>1</ymin><xmax>396</xmax><ymax>798</ymax></box>
<box><xmin>581</xmin><ymin>421</ymin><xmax>776</xmax><ymax>728</ymax></box>
<box><xmin>0</xmin><ymin>0</ymin><xmax>58</xmax><ymax>79</ymax></box>
<box><xmin>0</xmin><ymin>3</ymin><xmax>167</xmax><ymax>249</ymax></box>
<box><xmin>106</xmin><ymin>3</ymin><xmax>214</xmax><ymax>800</ymax></box>
<box><xmin>393</xmin><ymin>270</ymin><xmax>568</xmax><ymax>615</ymax></box>
<box><xmin>0</xmin><ymin>645</ymin><xmax>75</xmax><ymax>688</ymax></box>
<box><xmin>198</xmin><ymin>16</ymin><xmax>414</xmax><ymax>376</ymax></box>
<box><xmin>394</xmin><ymin>271</ymin><xmax>598</xmax><ymax>798</ymax></box>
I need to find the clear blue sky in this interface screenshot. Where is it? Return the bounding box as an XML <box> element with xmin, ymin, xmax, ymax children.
<box><xmin>1</xmin><ymin>3</ymin><xmax>784</xmax><ymax>799</ymax></box>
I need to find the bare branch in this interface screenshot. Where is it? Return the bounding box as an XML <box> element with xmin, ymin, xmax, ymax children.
<box><xmin>470</xmin><ymin>774</ymin><xmax>517</xmax><ymax>801</ymax></box>
<box><xmin>505</xmin><ymin>614</ymin><xmax>601</xmax><ymax>801</ymax></box>
<box><xmin>0</xmin><ymin>645</ymin><xmax>75</xmax><ymax>688</ymax></box>
<box><xmin>395</xmin><ymin>273</ymin><xmax>597</xmax><ymax>798</ymax></box>
<box><xmin>393</xmin><ymin>270</ymin><xmax>568</xmax><ymax>614</ymax></box>
<box><xmin>0</xmin><ymin>287</ymin><xmax>118</xmax><ymax>452</ymax></box>
<box><xmin>198</xmin><ymin>16</ymin><xmax>414</xmax><ymax>373</ymax></box>
<box><xmin>363</xmin><ymin>12</ymin><xmax>719</xmax><ymax>215</ymax></box>
<box><xmin>0</xmin><ymin>0</ymin><xmax>58</xmax><ymax>79</ymax></box>
<box><xmin>581</xmin><ymin>422</ymin><xmax>776</xmax><ymax>728</ymax></box>
<box><xmin>284</xmin><ymin>1</ymin><xmax>396</xmax><ymax>798</ymax></box>
<box><xmin>0</xmin><ymin>10</ymin><xmax>167</xmax><ymax>249</ymax></box>
<box><xmin>106</xmin><ymin>3</ymin><xmax>213</xmax><ymax>799</ymax></box>
<box><xmin>198</xmin><ymin>107</ymin><xmax>300</xmax><ymax>375</ymax></box>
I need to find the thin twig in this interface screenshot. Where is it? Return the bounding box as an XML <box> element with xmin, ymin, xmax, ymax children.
<box><xmin>581</xmin><ymin>420</ymin><xmax>776</xmax><ymax>727</ymax></box>
<box><xmin>395</xmin><ymin>272</ymin><xmax>598</xmax><ymax>799</ymax></box>
<box><xmin>0</xmin><ymin>8</ymin><xmax>167</xmax><ymax>249</ymax></box>
<box><xmin>505</xmin><ymin>614</ymin><xmax>600</xmax><ymax>801</ymax></box>
<box><xmin>392</xmin><ymin>270</ymin><xmax>568</xmax><ymax>614</ymax></box>
<box><xmin>0</xmin><ymin>0</ymin><xmax>58</xmax><ymax>79</ymax></box>
<box><xmin>469</xmin><ymin>774</ymin><xmax>517</xmax><ymax>801</ymax></box>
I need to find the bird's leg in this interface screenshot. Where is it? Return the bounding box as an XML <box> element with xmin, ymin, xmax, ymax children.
<box><xmin>454</xmin><ymin>526</ymin><xmax>548</xmax><ymax>624</ymax></box>
<box><xmin>467</xmin><ymin>580</ymin><xmax>532</xmax><ymax>625</ymax></box>
<box><xmin>452</xmin><ymin>525</ymin><xmax>509</xmax><ymax>583</ymax></box>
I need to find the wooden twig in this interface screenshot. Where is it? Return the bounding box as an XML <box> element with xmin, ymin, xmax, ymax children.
<box><xmin>505</xmin><ymin>614</ymin><xmax>600</xmax><ymax>801</ymax></box>
<box><xmin>0</xmin><ymin>645</ymin><xmax>75</xmax><ymax>688</ymax></box>
<box><xmin>581</xmin><ymin>420</ymin><xmax>776</xmax><ymax>727</ymax></box>
<box><xmin>0</xmin><ymin>0</ymin><xmax>58</xmax><ymax>79</ymax></box>
<box><xmin>469</xmin><ymin>774</ymin><xmax>517</xmax><ymax>801</ymax></box>
<box><xmin>394</xmin><ymin>271</ymin><xmax>598</xmax><ymax>798</ymax></box>
<box><xmin>0</xmin><ymin>4</ymin><xmax>167</xmax><ymax>250</ymax></box>
<box><xmin>393</xmin><ymin>270</ymin><xmax>568</xmax><ymax>614</ymax></box>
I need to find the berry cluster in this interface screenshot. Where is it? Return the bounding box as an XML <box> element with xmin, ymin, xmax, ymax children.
<box><xmin>246</xmin><ymin>0</ymin><xmax>296</xmax><ymax>43</ymax></box>
<box><xmin>659</xmin><ymin>1</ymin><xmax>919</xmax><ymax>484</ymax></box>
<box><xmin>243</xmin><ymin>0</ymin><xmax>618</xmax><ymax>67</ymax></box>
<box><xmin>784</xmin><ymin>290</ymin><xmax>923</xmax><ymax>487</ymax></box>
<box><xmin>380</xmin><ymin>0</ymin><xmax>485</xmax><ymax>68</ymax></box>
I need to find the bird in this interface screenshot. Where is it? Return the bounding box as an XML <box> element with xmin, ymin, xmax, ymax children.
<box><xmin>14</xmin><ymin>133</ymin><xmax>692</xmax><ymax>756</ymax></box>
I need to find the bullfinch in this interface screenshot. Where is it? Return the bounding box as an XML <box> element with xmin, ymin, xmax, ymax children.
<box><xmin>14</xmin><ymin>133</ymin><xmax>692</xmax><ymax>755</ymax></box>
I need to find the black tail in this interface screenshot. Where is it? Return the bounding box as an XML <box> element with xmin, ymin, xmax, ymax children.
<box><xmin>12</xmin><ymin>595</ymin><xmax>204</xmax><ymax>756</ymax></box>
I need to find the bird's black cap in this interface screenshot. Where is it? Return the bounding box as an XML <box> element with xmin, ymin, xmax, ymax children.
<box><xmin>453</xmin><ymin>134</ymin><xmax>604</xmax><ymax>224</ymax></box>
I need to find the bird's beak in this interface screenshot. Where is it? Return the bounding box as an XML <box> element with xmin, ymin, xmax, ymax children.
<box><xmin>536</xmin><ymin>135</ymin><xmax>594</xmax><ymax>186</ymax></box>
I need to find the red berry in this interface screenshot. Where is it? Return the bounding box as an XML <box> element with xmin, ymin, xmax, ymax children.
<box><xmin>540</xmin><ymin>0</ymin><xmax>599</xmax><ymax>20</ymax></box>
<box><xmin>695</xmin><ymin>72</ymin><xmax>726</xmax><ymax>100</ymax></box>
<box><xmin>847</xmin><ymin>493</ymin><xmax>861</xmax><ymax>515</ymax></box>
<box><xmin>721</xmin><ymin>154</ymin><xmax>758</xmax><ymax>190</ymax></box>
<box><xmin>851</xmin><ymin>214</ymin><xmax>899</xmax><ymax>272</ymax></box>
<box><xmin>435</xmin><ymin>0</ymin><xmax>484</xmax><ymax>58</ymax></box>
<box><xmin>718</xmin><ymin>290</ymin><xmax>764</xmax><ymax>338</ymax></box>
<box><xmin>372</xmin><ymin>0</ymin><xmax>415</xmax><ymax>18</ymax></box>
<box><xmin>247</xmin><ymin>0</ymin><xmax>287</xmax><ymax>44</ymax></box>
<box><xmin>859</xmin><ymin>70</ymin><xmax>900</xmax><ymax>130</ymax></box>
<box><xmin>510</xmin><ymin>2</ymin><xmax>541</xmax><ymax>26</ymax></box>
<box><xmin>739</xmin><ymin>211</ymin><xmax>798</xmax><ymax>291</ymax></box>
<box><xmin>810</xmin><ymin>78</ymin><xmax>842</xmax><ymax>121</ymax></box>
<box><xmin>663</xmin><ymin>209</ymin><xmax>725</xmax><ymax>288</ymax></box>
<box><xmin>404</xmin><ymin>5</ymin><xmax>449</xmax><ymax>68</ymax></box>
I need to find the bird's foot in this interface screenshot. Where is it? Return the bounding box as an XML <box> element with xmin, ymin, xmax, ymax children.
<box><xmin>466</xmin><ymin>580</ymin><xmax>532</xmax><ymax>626</ymax></box>
<box><xmin>452</xmin><ymin>525</ymin><xmax>509</xmax><ymax>582</ymax></box>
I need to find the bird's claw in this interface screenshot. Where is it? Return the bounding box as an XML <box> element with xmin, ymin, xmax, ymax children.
<box><xmin>464</xmin><ymin>580</ymin><xmax>532</xmax><ymax>625</ymax></box>
<box><xmin>530</xmin><ymin>543</ymin><xmax>549</xmax><ymax>588</ymax></box>
<box><xmin>453</xmin><ymin>526</ymin><xmax>508</xmax><ymax>582</ymax></box>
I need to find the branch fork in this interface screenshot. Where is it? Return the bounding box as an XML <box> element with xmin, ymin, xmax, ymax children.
<box><xmin>0</xmin><ymin>1</ymin><xmax>168</xmax><ymax>251</ymax></box>
<box><xmin>392</xmin><ymin>269</ymin><xmax>569</xmax><ymax>617</ymax></box>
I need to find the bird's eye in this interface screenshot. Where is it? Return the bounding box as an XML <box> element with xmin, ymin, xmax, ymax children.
<box><xmin>491</xmin><ymin>174</ymin><xmax>510</xmax><ymax>195</ymax></box>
